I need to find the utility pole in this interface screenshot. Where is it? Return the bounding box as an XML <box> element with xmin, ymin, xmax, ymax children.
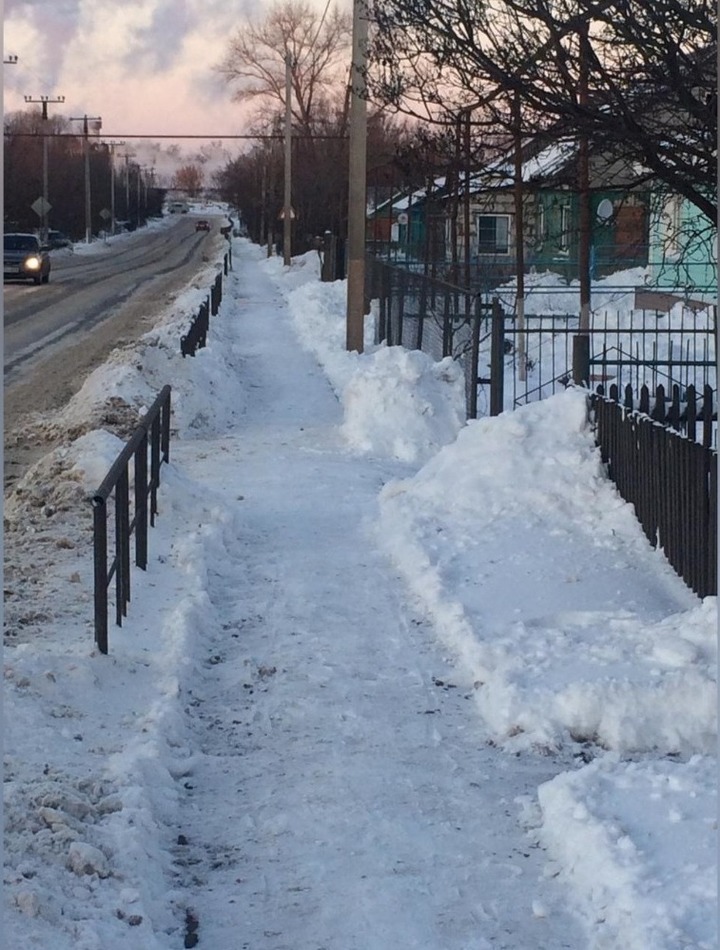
<box><xmin>512</xmin><ymin>91</ymin><xmax>527</xmax><ymax>382</ymax></box>
<box><xmin>106</xmin><ymin>141</ymin><xmax>125</xmax><ymax>234</ymax></box>
<box><xmin>573</xmin><ymin>20</ymin><xmax>592</xmax><ymax>386</ymax></box>
<box><xmin>283</xmin><ymin>53</ymin><xmax>293</xmax><ymax>266</ymax></box>
<box><xmin>578</xmin><ymin>21</ymin><xmax>591</xmax><ymax>333</ymax></box>
<box><xmin>70</xmin><ymin>113</ymin><xmax>102</xmax><ymax>243</ymax></box>
<box><xmin>122</xmin><ymin>152</ymin><xmax>134</xmax><ymax>221</ymax></box>
<box><xmin>346</xmin><ymin>0</ymin><xmax>368</xmax><ymax>353</ymax></box>
<box><xmin>24</xmin><ymin>95</ymin><xmax>65</xmax><ymax>243</ymax></box>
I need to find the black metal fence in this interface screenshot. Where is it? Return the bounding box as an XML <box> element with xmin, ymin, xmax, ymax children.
<box><xmin>502</xmin><ymin>313</ymin><xmax>716</xmax><ymax>414</ymax></box>
<box><xmin>367</xmin><ymin>258</ymin><xmax>716</xmax><ymax>425</ymax></box>
<box><xmin>367</xmin><ymin>258</ymin><xmax>489</xmax><ymax>417</ymax></box>
<box><xmin>92</xmin><ymin>385</ymin><xmax>172</xmax><ymax>654</ymax></box>
<box><xmin>181</xmin><ymin>257</ymin><xmax>229</xmax><ymax>357</ymax></box>
<box><xmin>366</xmin><ymin>258</ymin><xmax>718</xmax><ymax>597</ymax></box>
<box><xmin>592</xmin><ymin>386</ymin><xmax>717</xmax><ymax>598</ymax></box>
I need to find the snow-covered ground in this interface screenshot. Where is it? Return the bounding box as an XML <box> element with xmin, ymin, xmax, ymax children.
<box><xmin>3</xmin><ymin>234</ymin><xmax>717</xmax><ymax>949</ymax></box>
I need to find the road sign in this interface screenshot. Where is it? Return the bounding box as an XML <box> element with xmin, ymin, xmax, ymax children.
<box><xmin>31</xmin><ymin>197</ymin><xmax>51</xmax><ymax>217</ymax></box>
<box><xmin>99</xmin><ymin>208</ymin><xmax>111</xmax><ymax>221</ymax></box>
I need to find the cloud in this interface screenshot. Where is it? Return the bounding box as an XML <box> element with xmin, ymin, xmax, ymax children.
<box><xmin>123</xmin><ymin>0</ymin><xmax>193</xmax><ymax>73</ymax></box>
<box><xmin>3</xmin><ymin>0</ymin><xmax>344</xmax><ymax>139</ymax></box>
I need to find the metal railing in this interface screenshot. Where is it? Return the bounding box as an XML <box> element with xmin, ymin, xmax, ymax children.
<box><xmin>92</xmin><ymin>385</ymin><xmax>172</xmax><ymax>654</ymax></box>
<box><xmin>592</xmin><ymin>389</ymin><xmax>717</xmax><ymax>598</ymax></box>
<box><xmin>181</xmin><ymin>257</ymin><xmax>229</xmax><ymax>357</ymax></box>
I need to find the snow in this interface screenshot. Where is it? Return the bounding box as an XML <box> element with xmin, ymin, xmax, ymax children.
<box><xmin>3</xmin><ymin>232</ymin><xmax>717</xmax><ymax>949</ymax></box>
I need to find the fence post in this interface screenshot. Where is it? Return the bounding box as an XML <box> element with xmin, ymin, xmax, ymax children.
<box><xmin>116</xmin><ymin>468</ymin><xmax>131</xmax><ymax>625</ymax></box>
<box><xmin>442</xmin><ymin>291</ymin><xmax>452</xmax><ymax>357</ymax></box>
<box><xmin>572</xmin><ymin>333</ymin><xmax>590</xmax><ymax>386</ymax></box>
<box><xmin>417</xmin><ymin>272</ymin><xmax>428</xmax><ymax>351</ymax></box>
<box><xmin>398</xmin><ymin>269</ymin><xmax>407</xmax><ymax>346</ymax></box>
<box><xmin>321</xmin><ymin>231</ymin><xmax>336</xmax><ymax>282</ymax></box>
<box><xmin>150</xmin><ymin>414</ymin><xmax>160</xmax><ymax>526</ymax></box>
<box><xmin>702</xmin><ymin>385</ymin><xmax>713</xmax><ymax>449</ymax></box>
<box><xmin>490</xmin><ymin>297</ymin><xmax>505</xmax><ymax>416</ymax></box>
<box><xmin>93</xmin><ymin>498</ymin><xmax>109</xmax><ymax>655</ymax></box>
<box><xmin>377</xmin><ymin>263</ymin><xmax>388</xmax><ymax>343</ymax></box>
<box><xmin>686</xmin><ymin>385</ymin><xmax>697</xmax><ymax>443</ymax></box>
<box><xmin>135</xmin><ymin>431</ymin><xmax>148</xmax><ymax>570</ymax></box>
<box><xmin>468</xmin><ymin>297</ymin><xmax>482</xmax><ymax>419</ymax></box>
<box><xmin>161</xmin><ymin>386</ymin><xmax>171</xmax><ymax>463</ymax></box>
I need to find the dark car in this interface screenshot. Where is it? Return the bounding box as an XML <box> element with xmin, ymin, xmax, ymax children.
<box><xmin>195</xmin><ymin>219</ymin><xmax>211</xmax><ymax>232</ymax></box>
<box><xmin>47</xmin><ymin>230</ymin><xmax>72</xmax><ymax>249</ymax></box>
<box><xmin>4</xmin><ymin>233</ymin><xmax>51</xmax><ymax>284</ymax></box>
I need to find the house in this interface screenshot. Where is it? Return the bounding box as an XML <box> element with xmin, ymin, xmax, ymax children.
<box><xmin>647</xmin><ymin>190</ymin><xmax>716</xmax><ymax>297</ymax></box>
<box><xmin>445</xmin><ymin>136</ymin><xmax>650</xmax><ymax>290</ymax></box>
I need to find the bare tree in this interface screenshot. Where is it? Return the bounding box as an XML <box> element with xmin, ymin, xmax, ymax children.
<box><xmin>216</xmin><ymin>0</ymin><xmax>352</xmax><ymax>134</ymax></box>
<box><xmin>369</xmin><ymin>0</ymin><xmax>717</xmax><ymax>222</ymax></box>
<box><xmin>173</xmin><ymin>163</ymin><xmax>204</xmax><ymax>197</ymax></box>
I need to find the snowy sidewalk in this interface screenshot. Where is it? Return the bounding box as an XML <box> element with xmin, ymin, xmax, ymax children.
<box><xmin>159</xmin><ymin>255</ymin><xmax>585</xmax><ymax>947</ymax></box>
<box><xmin>4</xmin><ymin>238</ymin><xmax>715</xmax><ymax>950</ymax></box>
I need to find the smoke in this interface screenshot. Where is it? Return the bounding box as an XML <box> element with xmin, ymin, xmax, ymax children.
<box><xmin>5</xmin><ymin>0</ymin><xmax>84</xmax><ymax>89</ymax></box>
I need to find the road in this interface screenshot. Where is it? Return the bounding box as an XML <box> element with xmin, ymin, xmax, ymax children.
<box><xmin>4</xmin><ymin>215</ymin><xmax>225</xmax><ymax>488</ymax></box>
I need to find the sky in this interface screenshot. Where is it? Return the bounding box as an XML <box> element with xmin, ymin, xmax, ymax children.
<box><xmin>3</xmin><ymin>217</ymin><xmax>716</xmax><ymax>948</ymax></box>
<box><xmin>3</xmin><ymin>0</ymin><xmax>346</xmax><ymax>170</ymax></box>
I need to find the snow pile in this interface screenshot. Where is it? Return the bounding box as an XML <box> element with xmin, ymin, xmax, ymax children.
<box><xmin>377</xmin><ymin>391</ymin><xmax>716</xmax><ymax>754</ymax></box>
<box><xmin>537</xmin><ymin>754</ymin><xmax>717</xmax><ymax>949</ymax></box>
<box><xmin>272</xmin><ymin>254</ymin><xmax>466</xmax><ymax>463</ymax></box>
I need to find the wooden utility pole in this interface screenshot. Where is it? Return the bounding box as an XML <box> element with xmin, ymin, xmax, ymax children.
<box><xmin>578</xmin><ymin>22</ymin><xmax>591</xmax><ymax>333</ymax></box>
<box><xmin>346</xmin><ymin>0</ymin><xmax>368</xmax><ymax>353</ymax></box>
<box><xmin>571</xmin><ymin>20</ymin><xmax>593</xmax><ymax>386</ymax></box>
<box><xmin>512</xmin><ymin>91</ymin><xmax>527</xmax><ymax>381</ymax></box>
<box><xmin>283</xmin><ymin>53</ymin><xmax>293</xmax><ymax>266</ymax></box>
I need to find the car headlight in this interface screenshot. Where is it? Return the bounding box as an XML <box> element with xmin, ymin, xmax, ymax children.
<box><xmin>24</xmin><ymin>256</ymin><xmax>41</xmax><ymax>270</ymax></box>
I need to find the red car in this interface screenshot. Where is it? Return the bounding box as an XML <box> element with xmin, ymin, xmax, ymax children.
<box><xmin>195</xmin><ymin>220</ymin><xmax>211</xmax><ymax>232</ymax></box>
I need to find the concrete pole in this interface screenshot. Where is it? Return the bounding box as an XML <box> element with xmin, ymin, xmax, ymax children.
<box><xmin>24</xmin><ymin>95</ymin><xmax>64</xmax><ymax>243</ymax></box>
<box><xmin>83</xmin><ymin>117</ymin><xmax>92</xmax><ymax>243</ymax></box>
<box><xmin>42</xmin><ymin>135</ymin><xmax>49</xmax><ymax>243</ymax></box>
<box><xmin>125</xmin><ymin>154</ymin><xmax>130</xmax><ymax>219</ymax></box>
<box><xmin>107</xmin><ymin>142</ymin><xmax>125</xmax><ymax>234</ymax></box>
<box><xmin>346</xmin><ymin>0</ymin><xmax>368</xmax><ymax>353</ymax></box>
<box><xmin>283</xmin><ymin>53</ymin><xmax>293</xmax><ymax>266</ymax></box>
<box><xmin>71</xmin><ymin>114</ymin><xmax>101</xmax><ymax>243</ymax></box>
<box><xmin>111</xmin><ymin>149</ymin><xmax>116</xmax><ymax>234</ymax></box>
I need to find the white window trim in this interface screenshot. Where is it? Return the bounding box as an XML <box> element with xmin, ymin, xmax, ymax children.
<box><xmin>557</xmin><ymin>203</ymin><xmax>572</xmax><ymax>256</ymax></box>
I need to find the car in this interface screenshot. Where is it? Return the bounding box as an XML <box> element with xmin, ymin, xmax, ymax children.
<box><xmin>3</xmin><ymin>233</ymin><xmax>51</xmax><ymax>284</ymax></box>
<box><xmin>195</xmin><ymin>219</ymin><xmax>211</xmax><ymax>232</ymax></box>
<box><xmin>46</xmin><ymin>230</ymin><xmax>72</xmax><ymax>249</ymax></box>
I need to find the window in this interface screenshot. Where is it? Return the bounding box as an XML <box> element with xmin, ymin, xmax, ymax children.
<box><xmin>535</xmin><ymin>204</ymin><xmax>546</xmax><ymax>248</ymax></box>
<box><xmin>558</xmin><ymin>204</ymin><xmax>572</xmax><ymax>253</ymax></box>
<box><xmin>662</xmin><ymin>195</ymin><xmax>683</xmax><ymax>259</ymax></box>
<box><xmin>476</xmin><ymin>214</ymin><xmax>510</xmax><ymax>254</ymax></box>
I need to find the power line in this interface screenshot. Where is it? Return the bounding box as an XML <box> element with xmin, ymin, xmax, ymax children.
<box><xmin>4</xmin><ymin>131</ymin><xmax>350</xmax><ymax>140</ymax></box>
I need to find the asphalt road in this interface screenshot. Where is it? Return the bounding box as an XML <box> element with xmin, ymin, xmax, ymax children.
<box><xmin>4</xmin><ymin>215</ymin><xmax>225</xmax><ymax>487</ymax></box>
